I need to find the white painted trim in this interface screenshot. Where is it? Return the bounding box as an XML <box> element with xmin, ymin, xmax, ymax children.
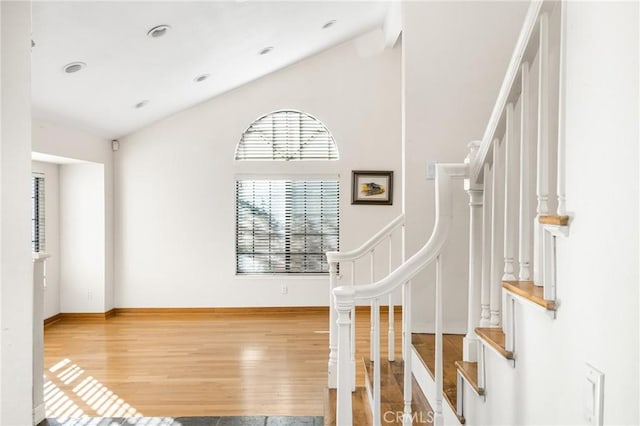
<box><xmin>32</xmin><ymin>252</ymin><xmax>50</xmax><ymax>261</ymax></box>
<box><xmin>477</xmin><ymin>333</ymin><xmax>515</xmax><ymax>368</ymax></box>
<box><xmin>543</xmin><ymin>223</ymin><xmax>570</xmax><ymax>238</ymax></box>
<box><xmin>327</xmin><ymin>215</ymin><xmax>405</xmax><ymax>263</ymax></box>
<box><xmin>412</xmin><ymin>349</ymin><xmax>461</xmax><ymax>426</ymax></box>
<box><xmin>470</xmin><ymin>0</ymin><xmax>545</xmax><ymax>181</ymax></box>
<box><xmin>33</xmin><ymin>402</ymin><xmax>46</xmax><ymax>425</ymax></box>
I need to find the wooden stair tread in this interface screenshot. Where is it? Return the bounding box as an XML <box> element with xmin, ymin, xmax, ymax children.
<box><xmin>454</xmin><ymin>361</ymin><xmax>484</xmax><ymax>396</ymax></box>
<box><xmin>324</xmin><ymin>387</ymin><xmax>371</xmax><ymax>426</ymax></box>
<box><xmin>475</xmin><ymin>327</ymin><xmax>513</xmax><ymax>359</ymax></box>
<box><xmin>412</xmin><ymin>334</ymin><xmax>465</xmax><ymax>423</ymax></box>
<box><xmin>502</xmin><ymin>280</ymin><xmax>555</xmax><ymax>310</ymax></box>
<box><xmin>362</xmin><ymin>359</ymin><xmax>434</xmax><ymax>425</ymax></box>
<box><xmin>539</xmin><ymin>215</ymin><xmax>569</xmax><ymax>226</ymax></box>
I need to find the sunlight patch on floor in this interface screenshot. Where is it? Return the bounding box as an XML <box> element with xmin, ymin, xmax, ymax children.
<box><xmin>45</xmin><ymin>358</ymin><xmax>144</xmax><ymax>418</ymax></box>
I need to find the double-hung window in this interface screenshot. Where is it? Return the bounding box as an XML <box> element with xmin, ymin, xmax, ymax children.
<box><xmin>235</xmin><ymin>110</ymin><xmax>339</xmax><ymax>274</ymax></box>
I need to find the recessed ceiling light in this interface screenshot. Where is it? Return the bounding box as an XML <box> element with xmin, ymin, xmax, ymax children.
<box><xmin>194</xmin><ymin>74</ymin><xmax>210</xmax><ymax>83</ymax></box>
<box><xmin>63</xmin><ymin>62</ymin><xmax>86</xmax><ymax>74</ymax></box>
<box><xmin>147</xmin><ymin>25</ymin><xmax>171</xmax><ymax>38</ymax></box>
<box><xmin>259</xmin><ymin>46</ymin><xmax>274</xmax><ymax>55</ymax></box>
<box><xmin>134</xmin><ymin>100</ymin><xmax>149</xmax><ymax>109</ymax></box>
<box><xmin>322</xmin><ymin>20</ymin><xmax>337</xmax><ymax>29</ymax></box>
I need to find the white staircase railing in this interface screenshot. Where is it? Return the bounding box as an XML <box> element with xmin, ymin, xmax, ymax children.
<box><xmin>328</xmin><ymin>1</ymin><xmax>567</xmax><ymax>424</ymax></box>
<box><xmin>326</xmin><ymin>214</ymin><xmax>405</xmax><ymax>390</ymax></box>
<box><xmin>332</xmin><ymin>162</ymin><xmax>470</xmax><ymax>426</ymax></box>
<box><xmin>460</xmin><ymin>0</ymin><xmax>568</xmax><ymax>420</ymax></box>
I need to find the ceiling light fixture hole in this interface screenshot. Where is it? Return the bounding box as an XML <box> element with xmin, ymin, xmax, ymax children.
<box><xmin>194</xmin><ymin>74</ymin><xmax>210</xmax><ymax>83</ymax></box>
<box><xmin>259</xmin><ymin>46</ymin><xmax>274</xmax><ymax>55</ymax></box>
<box><xmin>134</xmin><ymin>100</ymin><xmax>149</xmax><ymax>109</ymax></box>
<box><xmin>147</xmin><ymin>25</ymin><xmax>171</xmax><ymax>38</ymax></box>
<box><xmin>63</xmin><ymin>62</ymin><xmax>86</xmax><ymax>74</ymax></box>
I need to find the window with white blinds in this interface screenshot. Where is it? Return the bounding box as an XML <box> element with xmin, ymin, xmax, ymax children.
<box><xmin>31</xmin><ymin>175</ymin><xmax>45</xmax><ymax>253</ymax></box>
<box><xmin>236</xmin><ymin>180</ymin><xmax>339</xmax><ymax>274</ymax></box>
<box><xmin>235</xmin><ymin>110</ymin><xmax>339</xmax><ymax>160</ymax></box>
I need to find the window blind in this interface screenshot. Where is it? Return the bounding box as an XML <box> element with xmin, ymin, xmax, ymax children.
<box><xmin>32</xmin><ymin>175</ymin><xmax>45</xmax><ymax>253</ymax></box>
<box><xmin>236</xmin><ymin>180</ymin><xmax>339</xmax><ymax>274</ymax></box>
<box><xmin>235</xmin><ymin>110</ymin><xmax>339</xmax><ymax>160</ymax></box>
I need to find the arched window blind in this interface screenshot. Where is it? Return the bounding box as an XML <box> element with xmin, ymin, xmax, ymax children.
<box><xmin>235</xmin><ymin>110</ymin><xmax>339</xmax><ymax>160</ymax></box>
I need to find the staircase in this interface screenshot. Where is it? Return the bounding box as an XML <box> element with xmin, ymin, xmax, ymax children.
<box><xmin>325</xmin><ymin>1</ymin><xmax>569</xmax><ymax>425</ymax></box>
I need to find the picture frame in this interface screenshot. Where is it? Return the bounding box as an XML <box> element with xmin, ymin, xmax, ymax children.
<box><xmin>351</xmin><ymin>170</ymin><xmax>393</xmax><ymax>205</ymax></box>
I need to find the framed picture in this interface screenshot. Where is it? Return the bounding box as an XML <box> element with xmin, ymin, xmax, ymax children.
<box><xmin>351</xmin><ymin>170</ymin><xmax>393</xmax><ymax>205</ymax></box>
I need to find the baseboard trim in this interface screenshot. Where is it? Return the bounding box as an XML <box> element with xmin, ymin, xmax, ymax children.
<box><xmin>113</xmin><ymin>306</ymin><xmax>331</xmax><ymax>316</ymax></box>
<box><xmin>42</xmin><ymin>305</ymin><xmax>403</xmax><ymax>322</ymax></box>
<box><xmin>44</xmin><ymin>313</ymin><xmax>63</xmax><ymax>327</ymax></box>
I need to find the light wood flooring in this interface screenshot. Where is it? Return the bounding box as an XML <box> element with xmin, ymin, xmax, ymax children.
<box><xmin>44</xmin><ymin>309</ymin><xmax>403</xmax><ymax>419</ymax></box>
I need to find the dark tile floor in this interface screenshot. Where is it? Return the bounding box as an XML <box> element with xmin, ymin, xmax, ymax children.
<box><xmin>38</xmin><ymin>416</ymin><xmax>323</xmax><ymax>426</ymax></box>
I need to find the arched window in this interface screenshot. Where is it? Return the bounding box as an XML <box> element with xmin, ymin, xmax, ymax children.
<box><xmin>235</xmin><ymin>110</ymin><xmax>339</xmax><ymax>274</ymax></box>
<box><xmin>235</xmin><ymin>110</ymin><xmax>339</xmax><ymax>160</ymax></box>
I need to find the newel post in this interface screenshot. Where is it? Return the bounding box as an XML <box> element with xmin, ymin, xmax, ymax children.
<box><xmin>328</xmin><ymin>260</ymin><xmax>338</xmax><ymax>388</ymax></box>
<box><xmin>335</xmin><ymin>286</ymin><xmax>356</xmax><ymax>426</ymax></box>
<box><xmin>463</xmin><ymin>142</ymin><xmax>483</xmax><ymax>362</ymax></box>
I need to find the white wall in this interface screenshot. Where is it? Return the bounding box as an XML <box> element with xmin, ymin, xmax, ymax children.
<box><xmin>402</xmin><ymin>1</ymin><xmax>529</xmax><ymax>332</ymax></box>
<box><xmin>115</xmin><ymin>33</ymin><xmax>402</xmax><ymax>307</ymax></box>
<box><xmin>32</xmin><ymin>121</ymin><xmax>114</xmax><ymax>312</ymax></box>
<box><xmin>32</xmin><ymin>161</ymin><xmax>60</xmax><ymax>319</ymax></box>
<box><xmin>0</xmin><ymin>2</ymin><xmax>34</xmax><ymax>424</ymax></box>
<box><xmin>59</xmin><ymin>163</ymin><xmax>106</xmax><ymax>313</ymax></box>
<box><xmin>464</xmin><ymin>2</ymin><xmax>639</xmax><ymax>424</ymax></box>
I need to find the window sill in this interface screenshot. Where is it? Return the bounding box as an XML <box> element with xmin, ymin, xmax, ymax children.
<box><xmin>235</xmin><ymin>274</ymin><xmax>329</xmax><ymax>280</ymax></box>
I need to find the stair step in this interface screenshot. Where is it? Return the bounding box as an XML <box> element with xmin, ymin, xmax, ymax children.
<box><xmin>362</xmin><ymin>358</ymin><xmax>433</xmax><ymax>425</ymax></box>
<box><xmin>539</xmin><ymin>215</ymin><xmax>569</xmax><ymax>225</ymax></box>
<box><xmin>475</xmin><ymin>327</ymin><xmax>513</xmax><ymax>360</ymax></box>
<box><xmin>324</xmin><ymin>387</ymin><xmax>371</xmax><ymax>426</ymax></box>
<box><xmin>412</xmin><ymin>333</ymin><xmax>465</xmax><ymax>424</ymax></box>
<box><xmin>454</xmin><ymin>361</ymin><xmax>484</xmax><ymax>396</ymax></box>
<box><xmin>502</xmin><ymin>280</ymin><xmax>555</xmax><ymax>310</ymax></box>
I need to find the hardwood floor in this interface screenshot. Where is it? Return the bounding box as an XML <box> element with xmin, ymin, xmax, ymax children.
<box><xmin>44</xmin><ymin>309</ymin><xmax>403</xmax><ymax>419</ymax></box>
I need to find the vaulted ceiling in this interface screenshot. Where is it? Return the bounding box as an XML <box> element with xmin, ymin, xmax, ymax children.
<box><xmin>31</xmin><ymin>1</ymin><xmax>390</xmax><ymax>139</ymax></box>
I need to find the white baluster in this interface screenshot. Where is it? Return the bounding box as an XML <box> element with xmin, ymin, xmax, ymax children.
<box><xmin>401</xmin><ymin>224</ymin><xmax>407</xmax><ymax>361</ymax></box>
<box><xmin>534</xmin><ymin>12</ymin><xmax>550</xmax><ymax>286</ymax></box>
<box><xmin>328</xmin><ymin>261</ymin><xmax>338</xmax><ymax>388</ymax></box>
<box><xmin>503</xmin><ymin>102</ymin><xmax>519</xmax><ymax>282</ymax></box>
<box><xmin>369</xmin><ymin>250</ymin><xmax>375</xmax><ymax>362</ymax></box>
<box><xmin>434</xmin><ymin>255</ymin><xmax>444</xmax><ymax>426</ymax></box>
<box><xmin>464</xmin><ymin>187</ymin><xmax>483</xmax><ymax>361</ymax></box>
<box><xmin>350</xmin><ymin>260</ymin><xmax>356</xmax><ymax>392</ymax></box>
<box><xmin>490</xmin><ymin>139</ymin><xmax>505</xmax><ymax>326</ymax></box>
<box><xmin>388</xmin><ymin>234</ymin><xmax>395</xmax><ymax>362</ymax></box>
<box><xmin>557</xmin><ymin>4</ymin><xmax>568</xmax><ymax>217</ymax></box>
<box><xmin>480</xmin><ymin>162</ymin><xmax>492</xmax><ymax>327</ymax></box>
<box><xmin>519</xmin><ymin>62</ymin><xmax>533</xmax><ymax>281</ymax></box>
<box><xmin>402</xmin><ymin>280</ymin><xmax>412</xmax><ymax>426</ymax></box>
<box><xmin>373</xmin><ymin>298</ymin><xmax>381</xmax><ymax>426</ymax></box>
<box><xmin>335</xmin><ymin>289</ymin><xmax>355</xmax><ymax>426</ymax></box>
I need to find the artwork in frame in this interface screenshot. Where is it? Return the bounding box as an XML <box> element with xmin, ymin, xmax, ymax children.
<box><xmin>351</xmin><ymin>170</ymin><xmax>393</xmax><ymax>205</ymax></box>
